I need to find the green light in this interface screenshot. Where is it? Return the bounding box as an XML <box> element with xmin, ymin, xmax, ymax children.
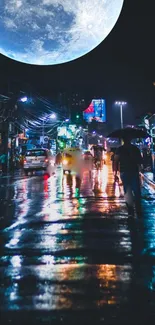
<box><xmin>76</xmin><ymin>115</ymin><xmax>79</xmax><ymax>119</ymax></box>
<box><xmin>58</xmin><ymin>140</ymin><xmax>65</xmax><ymax>148</ymax></box>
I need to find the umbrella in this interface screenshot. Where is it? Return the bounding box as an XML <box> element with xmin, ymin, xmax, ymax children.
<box><xmin>107</xmin><ymin>127</ymin><xmax>150</xmax><ymax>139</ymax></box>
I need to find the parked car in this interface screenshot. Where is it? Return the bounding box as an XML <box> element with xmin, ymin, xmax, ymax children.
<box><xmin>23</xmin><ymin>149</ymin><xmax>55</xmax><ymax>175</ymax></box>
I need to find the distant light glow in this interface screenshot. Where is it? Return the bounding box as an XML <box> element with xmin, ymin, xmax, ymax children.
<box><xmin>20</xmin><ymin>96</ymin><xmax>27</xmax><ymax>102</ymax></box>
<box><xmin>50</xmin><ymin>113</ymin><xmax>56</xmax><ymax>119</ymax></box>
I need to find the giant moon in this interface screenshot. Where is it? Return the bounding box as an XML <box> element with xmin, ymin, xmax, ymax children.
<box><xmin>0</xmin><ymin>0</ymin><xmax>124</xmax><ymax>65</ymax></box>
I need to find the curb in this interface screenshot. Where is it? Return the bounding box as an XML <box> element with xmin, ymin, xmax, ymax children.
<box><xmin>140</xmin><ymin>172</ymin><xmax>155</xmax><ymax>189</ymax></box>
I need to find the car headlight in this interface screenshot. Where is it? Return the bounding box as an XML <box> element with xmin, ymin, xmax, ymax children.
<box><xmin>63</xmin><ymin>159</ymin><xmax>68</xmax><ymax>165</ymax></box>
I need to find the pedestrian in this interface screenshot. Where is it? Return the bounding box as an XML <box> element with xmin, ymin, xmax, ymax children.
<box><xmin>111</xmin><ymin>150</ymin><xmax>116</xmax><ymax>173</ymax></box>
<box><xmin>111</xmin><ymin>153</ymin><xmax>119</xmax><ymax>183</ymax></box>
<box><xmin>56</xmin><ymin>152</ymin><xmax>62</xmax><ymax>165</ymax></box>
<box><xmin>114</xmin><ymin>135</ymin><xmax>143</xmax><ymax>217</ymax></box>
<box><xmin>94</xmin><ymin>147</ymin><xmax>102</xmax><ymax>168</ymax></box>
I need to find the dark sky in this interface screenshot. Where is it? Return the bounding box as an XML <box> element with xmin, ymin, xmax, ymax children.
<box><xmin>0</xmin><ymin>0</ymin><xmax>155</xmax><ymax>126</ymax></box>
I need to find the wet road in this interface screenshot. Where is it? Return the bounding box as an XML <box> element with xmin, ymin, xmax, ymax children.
<box><xmin>0</xmin><ymin>158</ymin><xmax>155</xmax><ymax>325</ymax></box>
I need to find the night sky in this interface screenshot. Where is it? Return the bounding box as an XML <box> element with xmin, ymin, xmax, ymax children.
<box><xmin>0</xmin><ymin>0</ymin><xmax>155</xmax><ymax>128</ymax></box>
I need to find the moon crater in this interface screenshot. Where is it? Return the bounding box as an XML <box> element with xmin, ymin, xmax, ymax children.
<box><xmin>0</xmin><ymin>0</ymin><xmax>124</xmax><ymax>65</ymax></box>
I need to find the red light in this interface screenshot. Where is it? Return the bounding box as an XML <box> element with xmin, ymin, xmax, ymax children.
<box><xmin>43</xmin><ymin>174</ymin><xmax>49</xmax><ymax>181</ymax></box>
<box><xmin>45</xmin><ymin>158</ymin><xmax>48</xmax><ymax>163</ymax></box>
<box><xmin>43</xmin><ymin>175</ymin><xmax>49</xmax><ymax>198</ymax></box>
<box><xmin>24</xmin><ymin>159</ymin><xmax>27</xmax><ymax>163</ymax></box>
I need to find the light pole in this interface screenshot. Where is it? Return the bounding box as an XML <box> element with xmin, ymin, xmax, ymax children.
<box><xmin>42</xmin><ymin>113</ymin><xmax>56</xmax><ymax>143</ymax></box>
<box><xmin>115</xmin><ymin>101</ymin><xmax>127</xmax><ymax>129</ymax></box>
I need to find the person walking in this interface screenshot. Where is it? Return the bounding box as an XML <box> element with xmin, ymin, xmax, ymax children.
<box><xmin>114</xmin><ymin>135</ymin><xmax>143</xmax><ymax>217</ymax></box>
<box><xmin>111</xmin><ymin>151</ymin><xmax>120</xmax><ymax>183</ymax></box>
<box><xmin>110</xmin><ymin>149</ymin><xmax>118</xmax><ymax>175</ymax></box>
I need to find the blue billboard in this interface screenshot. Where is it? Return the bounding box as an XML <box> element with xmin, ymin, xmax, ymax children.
<box><xmin>83</xmin><ymin>99</ymin><xmax>106</xmax><ymax>123</ymax></box>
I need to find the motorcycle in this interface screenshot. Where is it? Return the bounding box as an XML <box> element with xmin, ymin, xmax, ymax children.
<box><xmin>94</xmin><ymin>158</ymin><xmax>102</xmax><ymax>170</ymax></box>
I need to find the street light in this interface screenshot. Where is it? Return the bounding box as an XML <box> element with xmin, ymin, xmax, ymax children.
<box><xmin>115</xmin><ymin>101</ymin><xmax>127</xmax><ymax>129</ymax></box>
<box><xmin>49</xmin><ymin>113</ymin><xmax>56</xmax><ymax>119</ymax></box>
<box><xmin>20</xmin><ymin>96</ymin><xmax>28</xmax><ymax>103</ymax></box>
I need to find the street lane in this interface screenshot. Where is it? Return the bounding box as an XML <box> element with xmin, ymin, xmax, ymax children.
<box><xmin>0</xmin><ymin>158</ymin><xmax>155</xmax><ymax>324</ymax></box>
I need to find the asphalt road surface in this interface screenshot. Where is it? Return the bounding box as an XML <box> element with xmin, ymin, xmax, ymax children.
<box><xmin>0</xmin><ymin>158</ymin><xmax>155</xmax><ymax>325</ymax></box>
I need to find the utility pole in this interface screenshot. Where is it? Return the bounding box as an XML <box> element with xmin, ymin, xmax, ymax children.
<box><xmin>42</xmin><ymin>119</ymin><xmax>45</xmax><ymax>142</ymax></box>
<box><xmin>5</xmin><ymin>92</ymin><xmax>21</xmax><ymax>171</ymax></box>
